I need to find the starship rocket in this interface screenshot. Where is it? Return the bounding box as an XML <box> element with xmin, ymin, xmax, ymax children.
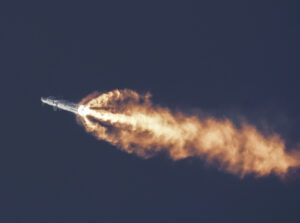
<box><xmin>41</xmin><ymin>97</ymin><xmax>78</xmax><ymax>114</ymax></box>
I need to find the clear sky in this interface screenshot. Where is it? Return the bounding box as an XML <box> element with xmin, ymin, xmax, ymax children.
<box><xmin>2</xmin><ymin>1</ymin><xmax>300</xmax><ymax>222</ymax></box>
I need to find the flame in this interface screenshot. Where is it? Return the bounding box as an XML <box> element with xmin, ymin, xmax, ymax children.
<box><xmin>77</xmin><ymin>89</ymin><xmax>300</xmax><ymax>177</ymax></box>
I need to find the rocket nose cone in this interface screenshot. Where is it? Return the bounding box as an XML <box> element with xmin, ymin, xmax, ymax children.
<box><xmin>41</xmin><ymin>97</ymin><xmax>46</xmax><ymax>103</ymax></box>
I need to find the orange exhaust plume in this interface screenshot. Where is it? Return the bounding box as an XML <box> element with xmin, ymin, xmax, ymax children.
<box><xmin>77</xmin><ymin>89</ymin><xmax>300</xmax><ymax>177</ymax></box>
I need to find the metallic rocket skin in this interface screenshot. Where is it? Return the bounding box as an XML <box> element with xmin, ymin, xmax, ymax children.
<box><xmin>41</xmin><ymin>97</ymin><xmax>78</xmax><ymax>114</ymax></box>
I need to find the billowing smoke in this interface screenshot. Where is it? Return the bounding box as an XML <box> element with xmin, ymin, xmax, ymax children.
<box><xmin>77</xmin><ymin>89</ymin><xmax>300</xmax><ymax>178</ymax></box>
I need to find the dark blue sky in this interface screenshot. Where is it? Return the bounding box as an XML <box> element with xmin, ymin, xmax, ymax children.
<box><xmin>2</xmin><ymin>1</ymin><xmax>300</xmax><ymax>222</ymax></box>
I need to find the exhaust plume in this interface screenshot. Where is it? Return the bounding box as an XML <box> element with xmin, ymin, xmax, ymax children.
<box><xmin>77</xmin><ymin>89</ymin><xmax>300</xmax><ymax>177</ymax></box>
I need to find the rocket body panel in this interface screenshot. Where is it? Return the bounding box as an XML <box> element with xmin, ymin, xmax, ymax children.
<box><xmin>41</xmin><ymin>97</ymin><xmax>78</xmax><ymax>114</ymax></box>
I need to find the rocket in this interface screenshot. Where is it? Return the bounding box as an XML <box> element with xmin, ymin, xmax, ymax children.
<box><xmin>41</xmin><ymin>97</ymin><xmax>78</xmax><ymax>114</ymax></box>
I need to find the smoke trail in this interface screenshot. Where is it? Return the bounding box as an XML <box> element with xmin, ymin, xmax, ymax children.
<box><xmin>77</xmin><ymin>89</ymin><xmax>300</xmax><ymax>177</ymax></box>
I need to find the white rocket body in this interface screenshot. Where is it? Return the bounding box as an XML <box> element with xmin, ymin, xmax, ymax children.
<box><xmin>41</xmin><ymin>97</ymin><xmax>78</xmax><ymax>114</ymax></box>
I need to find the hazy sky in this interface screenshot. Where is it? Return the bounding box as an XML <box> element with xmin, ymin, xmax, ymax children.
<box><xmin>2</xmin><ymin>1</ymin><xmax>300</xmax><ymax>222</ymax></box>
